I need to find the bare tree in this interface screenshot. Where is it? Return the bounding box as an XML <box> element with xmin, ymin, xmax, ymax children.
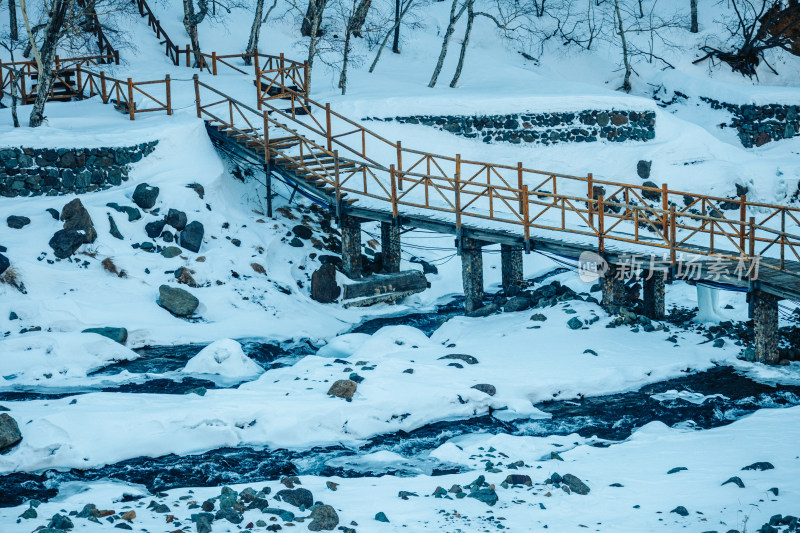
<box><xmin>301</xmin><ymin>0</ymin><xmax>327</xmax><ymax>35</ymax></box>
<box><xmin>339</xmin><ymin>0</ymin><xmax>372</xmax><ymax>93</ymax></box>
<box><xmin>392</xmin><ymin>0</ymin><xmax>400</xmax><ymax>51</ymax></box>
<box><xmin>351</xmin><ymin>0</ymin><xmax>371</xmax><ymax>35</ymax></box>
<box><xmin>428</xmin><ymin>0</ymin><xmax>467</xmax><ymax>87</ymax></box>
<box><xmin>368</xmin><ymin>0</ymin><xmax>418</xmax><ymax>71</ymax></box>
<box><xmin>9</xmin><ymin>0</ymin><xmax>19</xmax><ymax>41</ymax></box>
<box><xmin>691</xmin><ymin>0</ymin><xmax>698</xmax><ymax>32</ymax></box>
<box><xmin>449</xmin><ymin>0</ymin><xmax>474</xmax><ymax>87</ymax></box>
<box><xmin>614</xmin><ymin>0</ymin><xmax>632</xmax><ymax>92</ymax></box>
<box><xmin>183</xmin><ymin>0</ymin><xmax>209</xmax><ymax>67</ymax></box>
<box><xmin>694</xmin><ymin>0</ymin><xmax>800</xmax><ymax>77</ymax></box>
<box><xmin>244</xmin><ymin>0</ymin><xmax>277</xmax><ymax>64</ymax></box>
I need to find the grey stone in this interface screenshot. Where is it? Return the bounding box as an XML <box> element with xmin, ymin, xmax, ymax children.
<box><xmin>467</xmin><ymin>488</ymin><xmax>498</xmax><ymax>506</ymax></box>
<box><xmin>505</xmin><ymin>474</ymin><xmax>532</xmax><ymax>486</ymax></box>
<box><xmin>49</xmin><ymin>229</ymin><xmax>85</xmax><ymax>258</ymax></box>
<box><xmin>0</xmin><ymin>413</ymin><xmax>22</xmax><ymax>452</ymax></box>
<box><xmin>46</xmin><ymin>208</ymin><xmax>60</xmax><ymax>220</ymax></box>
<box><xmin>145</xmin><ymin>219</ymin><xmax>166</xmax><ymax>239</ymax></box>
<box><xmin>165</xmin><ymin>208</ymin><xmax>187</xmax><ymax>231</ymax></box>
<box><xmin>465</xmin><ymin>302</ymin><xmax>499</xmax><ymax>317</ymax></box>
<box><xmin>263</xmin><ymin>508</ymin><xmax>295</xmax><ymax>521</ymax></box>
<box><xmin>48</xmin><ymin>513</ymin><xmax>74</xmax><ymax>530</ymax></box>
<box><xmin>530</xmin><ymin>313</ymin><xmax>547</xmax><ymax>322</ymax></box>
<box><xmin>107</xmin><ymin>203</ymin><xmax>141</xmax><ymax>222</ymax></box>
<box><xmin>158</xmin><ymin>285</ymin><xmax>199</xmax><ymax>317</ymax></box>
<box><xmin>0</xmin><ymin>253</ymin><xmax>9</xmax><ymax>276</ymax></box>
<box><xmin>161</xmin><ymin>246</ymin><xmax>183</xmax><ymax>258</ymax></box>
<box><xmin>311</xmin><ymin>263</ymin><xmax>341</xmax><ymax>303</ymax></box>
<box><xmin>7</xmin><ymin>215</ymin><xmax>30</xmax><ymax>229</ymax></box>
<box><xmin>82</xmin><ymin>327</ymin><xmax>128</xmax><ymax>345</ymax></box>
<box><xmin>195</xmin><ymin>515</ymin><xmax>213</xmax><ymax>533</ymax></box>
<box><xmin>308</xmin><ymin>504</ymin><xmax>339</xmax><ymax>531</ymax></box>
<box><xmin>292</xmin><ymin>224</ymin><xmax>313</xmax><ymax>239</ymax></box>
<box><xmin>61</xmin><ymin>198</ymin><xmax>96</xmax><ymax>243</ymax></box>
<box><xmin>722</xmin><ymin>476</ymin><xmax>745</xmax><ymax>488</ymax></box>
<box><xmin>327</xmin><ymin>379</ymin><xmax>357</xmax><ymax>400</ymax></box>
<box><xmin>562</xmin><ymin>474</ymin><xmax>590</xmax><ymax>495</ymax></box>
<box><xmin>637</xmin><ymin>160</ymin><xmax>651</xmax><ymax>179</ymax></box>
<box><xmin>180</xmin><ymin>221</ymin><xmax>205</xmax><ymax>253</ymax></box>
<box><xmin>375</xmin><ymin>512</ymin><xmax>390</xmax><ymax>522</ymax></box>
<box><xmin>641</xmin><ymin>181</ymin><xmax>661</xmax><ymax>202</ymax></box>
<box><xmin>667</xmin><ymin>467</ymin><xmax>687</xmax><ymax>474</ymax></box>
<box><xmin>471</xmin><ymin>383</ymin><xmax>496</xmax><ymax>396</ymax></box>
<box><xmin>132</xmin><ymin>183</ymin><xmax>159</xmax><ymax>209</ymax></box>
<box><xmin>275</xmin><ymin>487</ymin><xmax>314</xmax><ymax>509</ymax></box>
<box><xmin>670</xmin><ymin>506</ymin><xmax>689</xmax><ymax>517</ymax></box>
<box><xmin>742</xmin><ymin>462</ymin><xmax>774</xmax><ymax>471</ymax></box>
<box><xmin>503</xmin><ymin>296</ymin><xmax>531</xmax><ymax>313</ymax></box>
<box><xmin>108</xmin><ymin>214</ymin><xmax>124</xmax><ymax>240</ymax></box>
<box><xmin>439</xmin><ymin>354</ymin><xmax>479</xmax><ymax>365</ymax></box>
<box><xmin>215</xmin><ymin>507</ymin><xmax>243</xmax><ymax>524</ymax></box>
<box><xmin>567</xmin><ymin>317</ymin><xmax>583</xmax><ymax>329</ymax></box>
<box><xmin>289</xmin><ymin>237</ymin><xmax>304</xmax><ymax>247</ymax></box>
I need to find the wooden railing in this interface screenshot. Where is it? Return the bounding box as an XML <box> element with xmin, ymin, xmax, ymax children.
<box><xmin>76</xmin><ymin>69</ymin><xmax>172</xmax><ymax>119</ymax></box>
<box><xmin>0</xmin><ymin>54</ymin><xmax>117</xmax><ymax>103</ymax></box>
<box><xmin>195</xmin><ymin>77</ymin><xmax>800</xmax><ymax>274</ymax></box>
<box><xmin>77</xmin><ymin>0</ymin><xmax>117</xmax><ymax>61</ymax></box>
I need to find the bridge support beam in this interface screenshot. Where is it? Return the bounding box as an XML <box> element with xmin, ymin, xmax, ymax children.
<box><xmin>752</xmin><ymin>290</ymin><xmax>780</xmax><ymax>364</ymax></box>
<box><xmin>642</xmin><ymin>273</ymin><xmax>666</xmax><ymax>320</ymax></box>
<box><xmin>381</xmin><ymin>221</ymin><xmax>401</xmax><ymax>273</ymax></box>
<box><xmin>500</xmin><ymin>244</ymin><xmax>523</xmax><ymax>296</ymax></box>
<box><xmin>601</xmin><ymin>265</ymin><xmax>626</xmax><ymax>315</ymax></box>
<box><xmin>341</xmin><ymin>214</ymin><xmax>362</xmax><ymax>279</ymax></box>
<box><xmin>461</xmin><ymin>237</ymin><xmax>485</xmax><ymax>314</ymax></box>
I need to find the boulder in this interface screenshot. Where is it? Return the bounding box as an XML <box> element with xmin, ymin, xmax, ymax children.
<box><xmin>308</xmin><ymin>504</ymin><xmax>339</xmax><ymax>531</ymax></box>
<box><xmin>61</xmin><ymin>198</ymin><xmax>96</xmax><ymax>243</ymax></box>
<box><xmin>46</xmin><ymin>208</ymin><xmax>60</xmax><ymax>220</ymax></box>
<box><xmin>161</xmin><ymin>246</ymin><xmax>183</xmax><ymax>258</ymax></box>
<box><xmin>471</xmin><ymin>384</ymin><xmax>496</xmax><ymax>396</ymax></box>
<box><xmin>132</xmin><ymin>183</ymin><xmax>159</xmax><ymax>209</ymax></box>
<box><xmin>107</xmin><ymin>203</ymin><xmax>141</xmax><ymax>222</ymax></box>
<box><xmin>292</xmin><ymin>224</ymin><xmax>313</xmax><ymax>239</ymax></box>
<box><xmin>158</xmin><ymin>285</ymin><xmax>199</xmax><ymax>317</ymax></box>
<box><xmin>165</xmin><ymin>208</ymin><xmax>187</xmax><ymax>231</ymax></box>
<box><xmin>145</xmin><ymin>219</ymin><xmax>166</xmax><ymax>239</ymax></box>
<box><xmin>562</xmin><ymin>474</ymin><xmax>590</xmax><ymax>495</ymax></box>
<box><xmin>468</xmin><ymin>488</ymin><xmax>498</xmax><ymax>506</ymax></box>
<box><xmin>108</xmin><ymin>214</ymin><xmax>123</xmax><ymax>240</ymax></box>
<box><xmin>567</xmin><ymin>317</ymin><xmax>583</xmax><ymax>330</ymax></box>
<box><xmin>82</xmin><ymin>327</ymin><xmax>128</xmax><ymax>345</ymax></box>
<box><xmin>637</xmin><ymin>160</ymin><xmax>651</xmax><ymax>179</ymax></box>
<box><xmin>503</xmin><ymin>296</ymin><xmax>531</xmax><ymax>313</ymax></box>
<box><xmin>275</xmin><ymin>488</ymin><xmax>314</xmax><ymax>509</ymax></box>
<box><xmin>0</xmin><ymin>253</ymin><xmax>9</xmax><ymax>276</ymax></box>
<box><xmin>641</xmin><ymin>181</ymin><xmax>661</xmax><ymax>202</ymax></box>
<box><xmin>466</xmin><ymin>302</ymin><xmax>499</xmax><ymax>317</ymax></box>
<box><xmin>180</xmin><ymin>221</ymin><xmax>204</xmax><ymax>253</ymax></box>
<box><xmin>0</xmin><ymin>413</ymin><xmax>22</xmax><ymax>453</ymax></box>
<box><xmin>439</xmin><ymin>354</ymin><xmax>479</xmax><ymax>365</ymax></box>
<box><xmin>311</xmin><ymin>263</ymin><xmax>341</xmax><ymax>303</ymax></box>
<box><xmin>506</xmin><ymin>474</ymin><xmax>532</xmax><ymax>486</ymax></box>
<box><xmin>49</xmin><ymin>229</ymin><xmax>85</xmax><ymax>258</ymax></box>
<box><xmin>327</xmin><ymin>379</ymin><xmax>357</xmax><ymax>400</ymax></box>
<box><xmin>7</xmin><ymin>215</ymin><xmax>30</xmax><ymax>229</ymax></box>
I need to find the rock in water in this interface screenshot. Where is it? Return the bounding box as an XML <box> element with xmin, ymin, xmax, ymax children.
<box><xmin>275</xmin><ymin>488</ymin><xmax>314</xmax><ymax>509</ymax></box>
<box><xmin>49</xmin><ymin>229</ymin><xmax>85</xmax><ymax>258</ymax></box>
<box><xmin>82</xmin><ymin>327</ymin><xmax>128</xmax><ymax>345</ymax></box>
<box><xmin>0</xmin><ymin>253</ymin><xmax>9</xmax><ymax>276</ymax></box>
<box><xmin>562</xmin><ymin>474</ymin><xmax>590</xmax><ymax>495</ymax></box>
<box><xmin>61</xmin><ymin>198</ymin><xmax>96</xmax><ymax>243</ymax></box>
<box><xmin>0</xmin><ymin>413</ymin><xmax>22</xmax><ymax>452</ymax></box>
<box><xmin>158</xmin><ymin>285</ymin><xmax>199</xmax><ymax>317</ymax></box>
<box><xmin>165</xmin><ymin>208</ymin><xmax>188</xmax><ymax>231</ymax></box>
<box><xmin>327</xmin><ymin>379</ymin><xmax>357</xmax><ymax>400</ymax></box>
<box><xmin>311</xmin><ymin>263</ymin><xmax>341</xmax><ymax>303</ymax></box>
<box><xmin>308</xmin><ymin>504</ymin><xmax>339</xmax><ymax>531</ymax></box>
<box><xmin>132</xmin><ymin>183</ymin><xmax>159</xmax><ymax>210</ymax></box>
<box><xmin>7</xmin><ymin>215</ymin><xmax>30</xmax><ymax>229</ymax></box>
<box><xmin>180</xmin><ymin>221</ymin><xmax>205</xmax><ymax>253</ymax></box>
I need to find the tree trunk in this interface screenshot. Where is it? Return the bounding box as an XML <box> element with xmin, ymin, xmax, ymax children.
<box><xmin>301</xmin><ymin>0</ymin><xmax>325</xmax><ymax>37</ymax></box>
<box><xmin>183</xmin><ymin>0</ymin><xmax>208</xmax><ymax>68</ymax></box>
<box><xmin>28</xmin><ymin>0</ymin><xmax>76</xmax><ymax>127</ymax></box>
<box><xmin>351</xmin><ymin>0</ymin><xmax>371</xmax><ymax>37</ymax></box>
<box><xmin>428</xmin><ymin>0</ymin><xmax>466</xmax><ymax>88</ymax></box>
<box><xmin>690</xmin><ymin>0</ymin><xmax>698</xmax><ymax>33</ymax></box>
<box><xmin>614</xmin><ymin>0</ymin><xmax>632</xmax><ymax>92</ymax></box>
<box><xmin>9</xmin><ymin>0</ymin><xmax>18</xmax><ymax>41</ymax></box>
<box><xmin>392</xmin><ymin>0</ymin><xmax>400</xmax><ymax>52</ymax></box>
<box><xmin>244</xmin><ymin>0</ymin><xmax>266</xmax><ymax>65</ymax></box>
<box><xmin>306</xmin><ymin>0</ymin><xmax>325</xmax><ymax>91</ymax></box>
<box><xmin>449</xmin><ymin>0</ymin><xmax>473</xmax><ymax>88</ymax></box>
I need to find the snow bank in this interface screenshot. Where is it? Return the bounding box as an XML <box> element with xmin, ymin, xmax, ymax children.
<box><xmin>182</xmin><ymin>339</ymin><xmax>263</xmax><ymax>381</ymax></box>
<box><xmin>0</xmin><ymin>332</ymin><xmax>139</xmax><ymax>385</ymax></box>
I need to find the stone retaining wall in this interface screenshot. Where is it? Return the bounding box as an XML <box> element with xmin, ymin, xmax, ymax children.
<box><xmin>699</xmin><ymin>97</ymin><xmax>799</xmax><ymax>148</ymax></box>
<box><xmin>0</xmin><ymin>141</ymin><xmax>158</xmax><ymax>197</ymax></box>
<box><xmin>367</xmin><ymin>110</ymin><xmax>656</xmax><ymax>145</ymax></box>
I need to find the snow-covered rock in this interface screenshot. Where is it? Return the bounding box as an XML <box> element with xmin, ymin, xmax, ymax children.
<box><xmin>182</xmin><ymin>339</ymin><xmax>263</xmax><ymax>381</ymax></box>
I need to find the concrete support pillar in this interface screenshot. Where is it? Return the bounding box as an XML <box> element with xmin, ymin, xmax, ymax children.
<box><xmin>341</xmin><ymin>214</ymin><xmax>362</xmax><ymax>279</ymax></box>
<box><xmin>601</xmin><ymin>265</ymin><xmax>626</xmax><ymax>315</ymax></box>
<box><xmin>642</xmin><ymin>273</ymin><xmax>666</xmax><ymax>320</ymax></box>
<box><xmin>752</xmin><ymin>290</ymin><xmax>780</xmax><ymax>364</ymax></box>
<box><xmin>500</xmin><ymin>244</ymin><xmax>524</xmax><ymax>296</ymax></box>
<box><xmin>381</xmin><ymin>221</ymin><xmax>401</xmax><ymax>273</ymax></box>
<box><xmin>461</xmin><ymin>237</ymin><xmax>484</xmax><ymax>314</ymax></box>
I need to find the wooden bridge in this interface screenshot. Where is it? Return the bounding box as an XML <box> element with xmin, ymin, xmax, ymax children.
<box><xmin>2</xmin><ymin>0</ymin><xmax>800</xmax><ymax>364</ymax></box>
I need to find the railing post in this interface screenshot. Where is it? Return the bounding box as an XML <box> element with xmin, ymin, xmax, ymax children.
<box><xmin>165</xmin><ymin>74</ymin><xmax>172</xmax><ymax>115</ymax></box>
<box><xmin>523</xmin><ymin>185</ymin><xmax>530</xmax><ymax>246</ymax></box>
<box><xmin>670</xmin><ymin>206</ymin><xmax>677</xmax><ymax>265</ymax></box>
<box><xmin>55</xmin><ymin>55</ymin><xmax>60</xmax><ymax>72</ymax></box>
<box><xmin>739</xmin><ymin>194</ymin><xmax>747</xmax><ymax>253</ymax></box>
<box><xmin>76</xmin><ymin>68</ymin><xmax>82</xmax><ymax>98</ymax></box>
<box><xmin>749</xmin><ymin>216</ymin><xmax>756</xmax><ymax>260</ymax></box>
<box><xmin>156</xmin><ymin>19</ymin><xmax>162</xmax><ymax>38</ymax></box>
<box><xmin>661</xmin><ymin>183</ymin><xmax>669</xmax><ymax>213</ymax></box>
<box><xmin>325</xmin><ymin>103</ymin><xmax>332</xmax><ymax>151</ymax></box>
<box><xmin>263</xmin><ymin>111</ymin><xmax>270</xmax><ymax>163</ymax></box>
<box><xmin>279</xmin><ymin>53</ymin><xmax>285</xmax><ymax>88</ymax></box>
<box><xmin>455</xmin><ymin>168</ymin><xmax>462</xmax><ymax>237</ymax></box>
<box><xmin>598</xmin><ymin>194</ymin><xmax>605</xmax><ymax>254</ymax></box>
<box><xmin>334</xmin><ymin>150</ymin><xmax>342</xmax><ymax>222</ymax></box>
<box><xmin>303</xmin><ymin>60</ymin><xmax>309</xmax><ymax>95</ymax></box>
<box><xmin>126</xmin><ymin>77</ymin><xmax>135</xmax><ymax>120</ymax></box>
<box><xmin>587</xmin><ymin>173</ymin><xmax>594</xmax><ymax>226</ymax></box>
<box><xmin>211</xmin><ymin>52</ymin><xmax>217</xmax><ymax>75</ymax></box>
<box><xmin>396</xmin><ymin>141</ymin><xmax>403</xmax><ymax>191</ymax></box>
<box><xmin>193</xmin><ymin>74</ymin><xmax>201</xmax><ymax>118</ymax></box>
<box><xmin>517</xmin><ymin>162</ymin><xmax>523</xmax><ymax>213</ymax></box>
<box><xmin>390</xmin><ymin>164</ymin><xmax>399</xmax><ymax>218</ymax></box>
<box><xmin>255</xmin><ymin>52</ymin><xmax>263</xmax><ymax>111</ymax></box>
<box><xmin>100</xmin><ymin>71</ymin><xmax>107</xmax><ymax>103</ymax></box>
<box><xmin>186</xmin><ymin>44</ymin><xmax>191</xmax><ymax>67</ymax></box>
<box><xmin>781</xmin><ymin>210</ymin><xmax>786</xmax><ymax>270</ymax></box>
<box><xmin>114</xmin><ymin>50</ymin><xmax>120</xmax><ymax>65</ymax></box>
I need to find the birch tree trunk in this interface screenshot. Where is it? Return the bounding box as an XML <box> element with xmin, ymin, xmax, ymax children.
<box><xmin>27</xmin><ymin>0</ymin><xmax>76</xmax><ymax>127</ymax></box>
<box><xmin>614</xmin><ymin>0</ymin><xmax>632</xmax><ymax>93</ymax></box>
<box><xmin>301</xmin><ymin>0</ymin><xmax>325</xmax><ymax>36</ymax></box>
<box><xmin>392</xmin><ymin>0</ymin><xmax>400</xmax><ymax>52</ymax></box>
<box><xmin>428</xmin><ymin>0</ymin><xmax>466</xmax><ymax>88</ymax></box>
<box><xmin>350</xmin><ymin>0</ymin><xmax>371</xmax><ymax>36</ymax></box>
<box><xmin>690</xmin><ymin>0</ymin><xmax>698</xmax><ymax>33</ymax></box>
<box><xmin>183</xmin><ymin>0</ymin><xmax>209</xmax><ymax>68</ymax></box>
<box><xmin>448</xmin><ymin>0</ymin><xmax>473</xmax><ymax>88</ymax></box>
<box><xmin>339</xmin><ymin>0</ymin><xmax>370</xmax><ymax>94</ymax></box>
<box><xmin>244</xmin><ymin>0</ymin><xmax>265</xmax><ymax>65</ymax></box>
<box><xmin>305</xmin><ymin>0</ymin><xmax>327</xmax><ymax>91</ymax></box>
<box><xmin>9</xmin><ymin>0</ymin><xmax>18</xmax><ymax>41</ymax></box>
<box><xmin>369</xmin><ymin>0</ymin><xmax>415</xmax><ymax>72</ymax></box>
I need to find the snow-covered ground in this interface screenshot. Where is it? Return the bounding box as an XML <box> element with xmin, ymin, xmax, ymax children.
<box><xmin>2</xmin><ymin>0</ymin><xmax>800</xmax><ymax>530</ymax></box>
